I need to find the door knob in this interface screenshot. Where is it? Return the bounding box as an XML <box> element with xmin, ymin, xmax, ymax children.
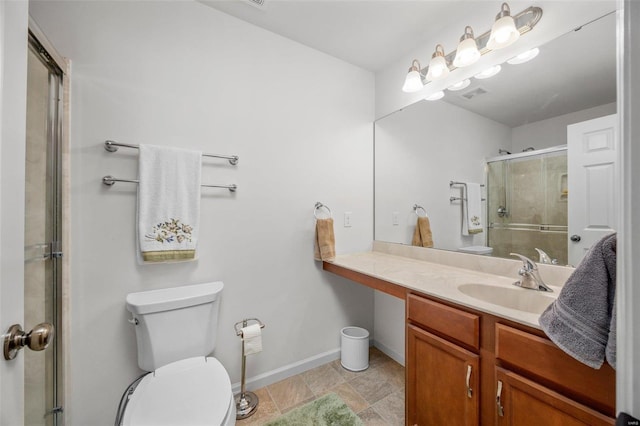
<box><xmin>3</xmin><ymin>323</ymin><xmax>55</xmax><ymax>360</ymax></box>
<box><xmin>570</xmin><ymin>234</ymin><xmax>582</xmax><ymax>242</ymax></box>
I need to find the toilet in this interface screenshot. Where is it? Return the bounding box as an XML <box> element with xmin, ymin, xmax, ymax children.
<box><xmin>119</xmin><ymin>281</ymin><xmax>236</xmax><ymax>425</ymax></box>
<box><xmin>457</xmin><ymin>245</ymin><xmax>493</xmax><ymax>255</ymax></box>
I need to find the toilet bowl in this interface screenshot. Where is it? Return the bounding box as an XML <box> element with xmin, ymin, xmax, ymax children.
<box><xmin>117</xmin><ymin>282</ymin><xmax>235</xmax><ymax>425</ymax></box>
<box><xmin>121</xmin><ymin>357</ymin><xmax>235</xmax><ymax>426</ymax></box>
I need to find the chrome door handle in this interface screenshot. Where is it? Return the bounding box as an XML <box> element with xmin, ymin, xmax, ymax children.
<box><xmin>465</xmin><ymin>365</ymin><xmax>473</xmax><ymax>398</ymax></box>
<box><xmin>497</xmin><ymin>380</ymin><xmax>504</xmax><ymax>417</ymax></box>
<box><xmin>570</xmin><ymin>234</ymin><xmax>581</xmax><ymax>242</ymax></box>
<box><xmin>3</xmin><ymin>323</ymin><xmax>55</xmax><ymax>360</ymax></box>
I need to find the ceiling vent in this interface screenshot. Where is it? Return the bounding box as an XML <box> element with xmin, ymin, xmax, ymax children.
<box><xmin>241</xmin><ymin>0</ymin><xmax>268</xmax><ymax>9</ymax></box>
<box><xmin>461</xmin><ymin>87</ymin><xmax>488</xmax><ymax>100</ymax></box>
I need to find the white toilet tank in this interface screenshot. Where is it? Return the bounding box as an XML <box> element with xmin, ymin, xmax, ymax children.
<box><xmin>126</xmin><ymin>281</ymin><xmax>224</xmax><ymax>371</ymax></box>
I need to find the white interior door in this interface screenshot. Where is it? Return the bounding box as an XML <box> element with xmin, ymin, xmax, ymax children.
<box><xmin>567</xmin><ymin>113</ymin><xmax>618</xmax><ymax>266</ymax></box>
<box><xmin>0</xmin><ymin>1</ymin><xmax>29</xmax><ymax>424</ymax></box>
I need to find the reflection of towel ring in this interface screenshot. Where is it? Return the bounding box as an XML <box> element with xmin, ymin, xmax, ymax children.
<box><xmin>413</xmin><ymin>204</ymin><xmax>428</xmax><ymax>218</ymax></box>
<box><xmin>314</xmin><ymin>202</ymin><xmax>332</xmax><ymax>219</ymax></box>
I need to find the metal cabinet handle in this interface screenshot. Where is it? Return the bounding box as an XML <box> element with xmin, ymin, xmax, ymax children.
<box><xmin>466</xmin><ymin>365</ymin><xmax>473</xmax><ymax>398</ymax></box>
<box><xmin>3</xmin><ymin>323</ymin><xmax>55</xmax><ymax>360</ymax></box>
<box><xmin>497</xmin><ymin>380</ymin><xmax>504</xmax><ymax>417</ymax></box>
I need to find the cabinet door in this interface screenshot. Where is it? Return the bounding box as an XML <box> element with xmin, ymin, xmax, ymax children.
<box><xmin>495</xmin><ymin>367</ymin><xmax>614</xmax><ymax>426</ymax></box>
<box><xmin>407</xmin><ymin>324</ymin><xmax>479</xmax><ymax>426</ymax></box>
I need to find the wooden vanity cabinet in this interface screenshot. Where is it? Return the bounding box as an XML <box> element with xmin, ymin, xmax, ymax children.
<box><xmin>495</xmin><ymin>367</ymin><xmax>613</xmax><ymax>426</ymax></box>
<box><xmin>321</xmin><ymin>262</ymin><xmax>615</xmax><ymax>426</ymax></box>
<box><xmin>406</xmin><ymin>291</ymin><xmax>615</xmax><ymax>426</ymax></box>
<box><xmin>406</xmin><ymin>293</ymin><xmax>480</xmax><ymax>426</ymax></box>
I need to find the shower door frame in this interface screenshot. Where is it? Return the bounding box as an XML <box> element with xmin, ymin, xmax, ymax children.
<box><xmin>25</xmin><ymin>23</ymin><xmax>68</xmax><ymax>426</ymax></box>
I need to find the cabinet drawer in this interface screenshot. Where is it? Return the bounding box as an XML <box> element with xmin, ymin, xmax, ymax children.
<box><xmin>407</xmin><ymin>293</ymin><xmax>480</xmax><ymax>351</ymax></box>
<box><xmin>495</xmin><ymin>323</ymin><xmax>615</xmax><ymax>416</ymax></box>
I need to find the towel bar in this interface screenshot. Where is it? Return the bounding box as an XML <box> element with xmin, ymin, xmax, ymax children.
<box><xmin>450</xmin><ymin>181</ymin><xmax>485</xmax><ymax>188</ymax></box>
<box><xmin>102</xmin><ymin>175</ymin><xmax>237</xmax><ymax>192</ymax></box>
<box><xmin>450</xmin><ymin>196</ymin><xmax>486</xmax><ymax>202</ymax></box>
<box><xmin>314</xmin><ymin>202</ymin><xmax>332</xmax><ymax>219</ymax></box>
<box><xmin>413</xmin><ymin>204</ymin><xmax>428</xmax><ymax>217</ymax></box>
<box><xmin>104</xmin><ymin>140</ymin><xmax>239</xmax><ymax>165</ymax></box>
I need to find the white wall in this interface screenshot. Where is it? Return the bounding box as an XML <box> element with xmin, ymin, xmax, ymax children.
<box><xmin>29</xmin><ymin>2</ymin><xmax>374</xmax><ymax>424</ymax></box>
<box><xmin>0</xmin><ymin>1</ymin><xmax>28</xmax><ymax>424</ymax></box>
<box><xmin>375</xmin><ymin>100</ymin><xmax>511</xmax><ymax>251</ymax></box>
<box><xmin>373</xmin><ymin>99</ymin><xmax>511</xmax><ymax>361</ymax></box>
<box><xmin>511</xmin><ymin>102</ymin><xmax>617</xmax><ymax>152</ymax></box>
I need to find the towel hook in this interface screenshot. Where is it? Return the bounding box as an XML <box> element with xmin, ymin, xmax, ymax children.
<box><xmin>314</xmin><ymin>202</ymin><xmax>332</xmax><ymax>219</ymax></box>
<box><xmin>413</xmin><ymin>204</ymin><xmax>428</xmax><ymax>218</ymax></box>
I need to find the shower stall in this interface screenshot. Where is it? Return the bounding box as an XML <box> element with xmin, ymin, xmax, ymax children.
<box><xmin>486</xmin><ymin>146</ymin><xmax>568</xmax><ymax>265</ymax></box>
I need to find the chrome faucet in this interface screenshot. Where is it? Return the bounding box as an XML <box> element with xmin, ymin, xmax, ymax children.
<box><xmin>510</xmin><ymin>253</ymin><xmax>553</xmax><ymax>292</ymax></box>
<box><xmin>534</xmin><ymin>248</ymin><xmax>558</xmax><ymax>265</ymax></box>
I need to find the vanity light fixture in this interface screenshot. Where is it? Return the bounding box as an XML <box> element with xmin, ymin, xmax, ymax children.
<box><xmin>425</xmin><ymin>91</ymin><xmax>445</xmax><ymax>101</ymax></box>
<box><xmin>426</xmin><ymin>44</ymin><xmax>450</xmax><ymax>81</ymax></box>
<box><xmin>507</xmin><ymin>47</ymin><xmax>540</xmax><ymax>65</ymax></box>
<box><xmin>447</xmin><ymin>79</ymin><xmax>471</xmax><ymax>91</ymax></box>
<box><xmin>453</xmin><ymin>26</ymin><xmax>481</xmax><ymax>68</ymax></box>
<box><xmin>402</xmin><ymin>59</ymin><xmax>424</xmax><ymax>93</ymax></box>
<box><xmin>487</xmin><ymin>3</ymin><xmax>520</xmax><ymax>50</ymax></box>
<box><xmin>474</xmin><ymin>64</ymin><xmax>502</xmax><ymax>79</ymax></box>
<box><xmin>401</xmin><ymin>4</ymin><xmax>542</xmax><ymax>94</ymax></box>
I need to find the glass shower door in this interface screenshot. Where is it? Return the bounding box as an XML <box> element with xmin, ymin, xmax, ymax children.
<box><xmin>487</xmin><ymin>149</ymin><xmax>568</xmax><ymax>265</ymax></box>
<box><xmin>24</xmin><ymin>32</ymin><xmax>63</xmax><ymax>426</ymax></box>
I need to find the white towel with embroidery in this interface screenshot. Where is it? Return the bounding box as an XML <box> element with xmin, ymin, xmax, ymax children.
<box><xmin>462</xmin><ymin>182</ymin><xmax>483</xmax><ymax>235</ymax></box>
<box><xmin>138</xmin><ymin>144</ymin><xmax>202</xmax><ymax>263</ymax></box>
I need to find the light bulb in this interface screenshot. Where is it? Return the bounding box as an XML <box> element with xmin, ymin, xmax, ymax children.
<box><xmin>453</xmin><ymin>27</ymin><xmax>480</xmax><ymax>68</ymax></box>
<box><xmin>507</xmin><ymin>48</ymin><xmax>540</xmax><ymax>65</ymax></box>
<box><xmin>402</xmin><ymin>60</ymin><xmax>424</xmax><ymax>93</ymax></box>
<box><xmin>474</xmin><ymin>65</ymin><xmax>502</xmax><ymax>80</ymax></box>
<box><xmin>448</xmin><ymin>79</ymin><xmax>471</xmax><ymax>91</ymax></box>
<box><xmin>425</xmin><ymin>91</ymin><xmax>445</xmax><ymax>101</ymax></box>
<box><xmin>487</xmin><ymin>3</ymin><xmax>520</xmax><ymax>50</ymax></box>
<box><xmin>426</xmin><ymin>44</ymin><xmax>450</xmax><ymax>81</ymax></box>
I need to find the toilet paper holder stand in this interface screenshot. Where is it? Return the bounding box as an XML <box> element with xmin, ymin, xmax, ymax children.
<box><xmin>234</xmin><ymin>318</ymin><xmax>265</xmax><ymax>420</ymax></box>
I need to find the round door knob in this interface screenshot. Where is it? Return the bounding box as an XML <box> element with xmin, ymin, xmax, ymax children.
<box><xmin>570</xmin><ymin>234</ymin><xmax>582</xmax><ymax>242</ymax></box>
<box><xmin>3</xmin><ymin>323</ymin><xmax>55</xmax><ymax>360</ymax></box>
<box><xmin>26</xmin><ymin>323</ymin><xmax>54</xmax><ymax>351</ymax></box>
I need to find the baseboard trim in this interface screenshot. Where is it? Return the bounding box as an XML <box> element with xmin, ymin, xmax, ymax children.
<box><xmin>372</xmin><ymin>339</ymin><xmax>405</xmax><ymax>367</ymax></box>
<box><xmin>231</xmin><ymin>348</ymin><xmax>341</xmax><ymax>394</ymax></box>
<box><xmin>231</xmin><ymin>339</ymin><xmax>402</xmax><ymax>394</ymax></box>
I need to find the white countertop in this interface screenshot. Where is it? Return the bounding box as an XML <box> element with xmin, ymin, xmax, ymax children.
<box><xmin>328</xmin><ymin>250</ymin><xmax>564</xmax><ymax>329</ymax></box>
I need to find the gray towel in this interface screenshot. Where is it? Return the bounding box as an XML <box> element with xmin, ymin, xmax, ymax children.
<box><xmin>539</xmin><ymin>233</ymin><xmax>617</xmax><ymax>369</ymax></box>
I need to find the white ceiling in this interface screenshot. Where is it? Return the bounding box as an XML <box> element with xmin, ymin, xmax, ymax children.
<box><xmin>198</xmin><ymin>0</ymin><xmax>492</xmax><ymax>71</ymax></box>
<box><xmin>199</xmin><ymin>1</ymin><xmax>617</xmax><ymax>126</ymax></box>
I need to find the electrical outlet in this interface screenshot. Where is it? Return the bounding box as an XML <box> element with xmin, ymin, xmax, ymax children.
<box><xmin>392</xmin><ymin>211</ymin><xmax>400</xmax><ymax>225</ymax></box>
<box><xmin>344</xmin><ymin>212</ymin><xmax>352</xmax><ymax>227</ymax></box>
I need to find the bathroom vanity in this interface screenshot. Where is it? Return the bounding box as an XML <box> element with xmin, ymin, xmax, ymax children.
<box><xmin>323</xmin><ymin>243</ymin><xmax>615</xmax><ymax>425</ymax></box>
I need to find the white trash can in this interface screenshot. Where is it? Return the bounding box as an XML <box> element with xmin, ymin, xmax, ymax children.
<box><xmin>340</xmin><ymin>326</ymin><xmax>369</xmax><ymax>371</ymax></box>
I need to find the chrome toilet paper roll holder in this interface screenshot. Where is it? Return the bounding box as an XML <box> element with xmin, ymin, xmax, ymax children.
<box><xmin>234</xmin><ymin>318</ymin><xmax>265</xmax><ymax>420</ymax></box>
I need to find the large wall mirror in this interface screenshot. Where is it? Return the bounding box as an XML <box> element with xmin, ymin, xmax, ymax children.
<box><xmin>374</xmin><ymin>10</ymin><xmax>617</xmax><ymax>267</ymax></box>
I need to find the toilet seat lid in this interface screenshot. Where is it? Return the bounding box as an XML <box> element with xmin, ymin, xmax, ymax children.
<box><xmin>123</xmin><ymin>357</ymin><xmax>232</xmax><ymax>426</ymax></box>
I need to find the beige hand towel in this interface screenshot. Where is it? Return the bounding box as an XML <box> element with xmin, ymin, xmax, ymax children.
<box><xmin>314</xmin><ymin>218</ymin><xmax>336</xmax><ymax>261</ymax></box>
<box><xmin>411</xmin><ymin>216</ymin><xmax>434</xmax><ymax>248</ymax></box>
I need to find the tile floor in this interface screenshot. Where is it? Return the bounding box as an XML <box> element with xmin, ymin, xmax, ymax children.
<box><xmin>236</xmin><ymin>347</ymin><xmax>405</xmax><ymax>425</ymax></box>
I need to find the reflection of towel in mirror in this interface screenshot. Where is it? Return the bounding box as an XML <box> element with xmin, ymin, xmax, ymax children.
<box><xmin>462</xmin><ymin>183</ymin><xmax>483</xmax><ymax>235</ymax></box>
<box><xmin>539</xmin><ymin>233</ymin><xmax>617</xmax><ymax>369</ymax></box>
<box><xmin>411</xmin><ymin>216</ymin><xmax>434</xmax><ymax>248</ymax></box>
<box><xmin>314</xmin><ymin>218</ymin><xmax>335</xmax><ymax>261</ymax></box>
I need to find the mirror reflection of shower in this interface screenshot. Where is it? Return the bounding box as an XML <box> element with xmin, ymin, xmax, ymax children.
<box><xmin>486</xmin><ymin>146</ymin><xmax>568</xmax><ymax>265</ymax></box>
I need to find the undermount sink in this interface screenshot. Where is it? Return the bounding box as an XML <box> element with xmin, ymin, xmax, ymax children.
<box><xmin>458</xmin><ymin>283</ymin><xmax>556</xmax><ymax>315</ymax></box>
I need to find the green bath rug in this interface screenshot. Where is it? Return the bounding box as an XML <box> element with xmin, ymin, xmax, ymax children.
<box><xmin>264</xmin><ymin>392</ymin><xmax>363</xmax><ymax>426</ymax></box>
